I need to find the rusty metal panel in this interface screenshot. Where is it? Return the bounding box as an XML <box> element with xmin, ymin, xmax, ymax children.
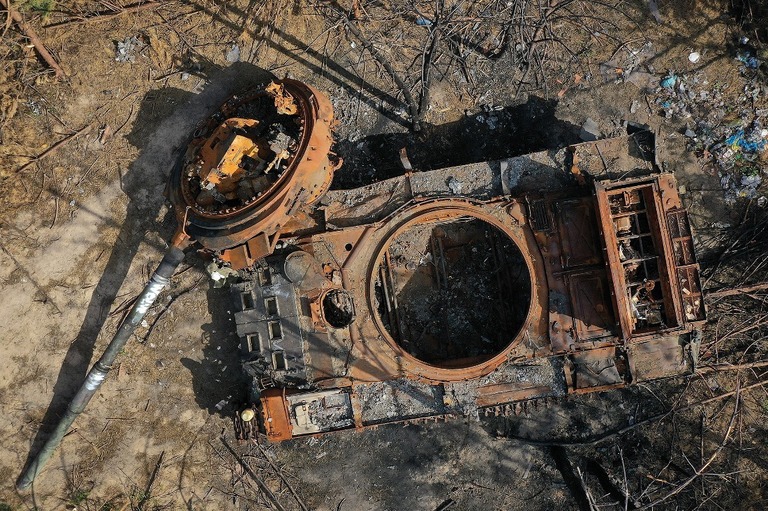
<box><xmin>667</xmin><ymin>209</ymin><xmax>706</xmax><ymax>323</ymax></box>
<box><xmin>564</xmin><ymin>347</ymin><xmax>626</xmax><ymax>393</ymax></box>
<box><xmin>567</xmin><ymin>272</ymin><xmax>616</xmax><ymax>341</ymax></box>
<box><xmin>305</xmin><ymin>332</ymin><xmax>337</xmax><ymax>381</ymax></box>
<box><xmin>628</xmin><ymin>336</ymin><xmax>689</xmax><ymax>382</ymax></box>
<box><xmin>261</xmin><ymin>389</ymin><xmax>294</xmax><ymax>441</ymax></box>
<box><xmin>595</xmin><ymin>178</ymin><xmax>687</xmax><ymax>339</ymax></box>
<box><xmin>555</xmin><ymin>198</ymin><xmax>602</xmax><ymax>268</ymax></box>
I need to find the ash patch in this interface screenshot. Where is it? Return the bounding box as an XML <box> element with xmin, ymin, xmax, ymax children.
<box><xmin>358</xmin><ymin>380</ymin><xmax>447</xmax><ymax>424</ymax></box>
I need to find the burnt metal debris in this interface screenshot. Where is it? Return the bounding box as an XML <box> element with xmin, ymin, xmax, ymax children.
<box><xmin>225</xmin><ymin>119</ymin><xmax>705</xmax><ymax>441</ymax></box>
<box><xmin>20</xmin><ymin>79</ymin><xmax>706</xmax><ymax>488</ymax></box>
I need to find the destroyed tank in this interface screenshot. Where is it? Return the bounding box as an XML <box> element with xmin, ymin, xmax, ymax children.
<box><xmin>18</xmin><ymin>80</ymin><xmax>705</xmax><ymax>489</ymax></box>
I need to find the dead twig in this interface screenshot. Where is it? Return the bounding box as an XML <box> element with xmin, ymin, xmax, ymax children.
<box><xmin>705</xmin><ymin>281</ymin><xmax>768</xmax><ymax>299</ymax></box>
<box><xmin>15</xmin><ymin>123</ymin><xmax>93</xmax><ymax>174</ymax></box>
<box><xmin>637</xmin><ymin>384</ymin><xmax>740</xmax><ymax>510</ymax></box>
<box><xmin>255</xmin><ymin>443</ymin><xmax>309</xmax><ymax>511</ymax></box>
<box><xmin>324</xmin><ymin>1</ymin><xmax>420</xmax><ymax>131</ymax></box>
<box><xmin>141</xmin><ymin>276</ymin><xmax>204</xmax><ymax>343</ymax></box>
<box><xmin>505</xmin><ymin>378</ymin><xmax>767</xmax><ymax>447</ymax></box>
<box><xmin>43</xmin><ymin>0</ymin><xmax>161</xmax><ymax>28</ymax></box>
<box><xmin>220</xmin><ymin>437</ymin><xmax>287</xmax><ymax>511</ymax></box>
<box><xmin>136</xmin><ymin>451</ymin><xmax>164</xmax><ymax>511</ymax></box>
<box><xmin>0</xmin><ymin>0</ymin><xmax>65</xmax><ymax>79</ymax></box>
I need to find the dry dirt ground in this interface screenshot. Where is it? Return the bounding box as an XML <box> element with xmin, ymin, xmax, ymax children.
<box><xmin>1</xmin><ymin>1</ymin><xmax>767</xmax><ymax>510</ymax></box>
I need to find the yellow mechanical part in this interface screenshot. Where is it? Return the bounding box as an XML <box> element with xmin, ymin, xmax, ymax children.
<box><xmin>198</xmin><ymin>118</ymin><xmax>261</xmax><ymax>195</ymax></box>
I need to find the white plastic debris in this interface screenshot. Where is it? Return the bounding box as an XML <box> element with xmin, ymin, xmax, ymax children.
<box><xmin>226</xmin><ymin>44</ymin><xmax>240</xmax><ymax>63</ymax></box>
<box><xmin>688</xmin><ymin>51</ymin><xmax>700</xmax><ymax>63</ymax></box>
<box><xmin>115</xmin><ymin>36</ymin><xmax>143</xmax><ymax>63</ymax></box>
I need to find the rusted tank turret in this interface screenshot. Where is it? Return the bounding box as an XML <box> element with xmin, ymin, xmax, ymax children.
<box><xmin>18</xmin><ymin>79</ymin><xmax>339</xmax><ymax>490</ymax></box>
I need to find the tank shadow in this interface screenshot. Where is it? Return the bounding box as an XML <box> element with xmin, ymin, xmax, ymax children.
<box><xmin>332</xmin><ymin>96</ymin><xmax>581</xmax><ymax>189</ymax></box>
<box><xmin>19</xmin><ymin>62</ymin><xmax>275</xmax><ymax>485</ymax></box>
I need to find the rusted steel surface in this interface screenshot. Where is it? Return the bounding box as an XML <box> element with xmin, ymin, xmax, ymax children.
<box><xmin>210</xmin><ymin>126</ymin><xmax>705</xmax><ymax>442</ymax></box>
<box><xmin>167</xmin><ymin>79</ymin><xmax>338</xmax><ymax>268</ymax></box>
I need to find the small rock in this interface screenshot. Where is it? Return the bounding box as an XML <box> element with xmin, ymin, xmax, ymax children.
<box><xmin>155</xmin><ymin>359</ymin><xmax>166</xmax><ymax>369</ymax></box>
<box><xmin>447</xmin><ymin>177</ymin><xmax>463</xmax><ymax>194</ymax></box>
<box><xmin>579</xmin><ymin>118</ymin><xmax>601</xmax><ymax>141</ymax></box>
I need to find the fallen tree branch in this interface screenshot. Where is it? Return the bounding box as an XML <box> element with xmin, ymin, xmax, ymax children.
<box><xmin>220</xmin><ymin>437</ymin><xmax>287</xmax><ymax>511</ymax></box>
<box><xmin>15</xmin><ymin>123</ymin><xmax>92</xmax><ymax>174</ymax></box>
<box><xmin>636</xmin><ymin>384</ymin><xmax>740</xmax><ymax>510</ymax></box>
<box><xmin>136</xmin><ymin>451</ymin><xmax>164</xmax><ymax>511</ymax></box>
<box><xmin>696</xmin><ymin>359</ymin><xmax>768</xmax><ymax>374</ymax></box>
<box><xmin>325</xmin><ymin>0</ymin><xmax>421</xmax><ymax>131</ymax></box>
<box><xmin>255</xmin><ymin>443</ymin><xmax>309</xmax><ymax>511</ymax></box>
<box><xmin>705</xmin><ymin>281</ymin><xmax>768</xmax><ymax>299</ymax></box>
<box><xmin>43</xmin><ymin>1</ymin><xmax>161</xmax><ymax>29</ymax></box>
<box><xmin>0</xmin><ymin>0</ymin><xmax>65</xmax><ymax>79</ymax></box>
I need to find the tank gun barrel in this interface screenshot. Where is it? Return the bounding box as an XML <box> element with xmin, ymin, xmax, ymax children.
<box><xmin>17</xmin><ymin>243</ymin><xmax>187</xmax><ymax>490</ymax></box>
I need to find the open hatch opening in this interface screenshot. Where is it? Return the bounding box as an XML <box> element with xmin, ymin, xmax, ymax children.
<box><xmin>374</xmin><ymin>216</ymin><xmax>531</xmax><ymax>368</ymax></box>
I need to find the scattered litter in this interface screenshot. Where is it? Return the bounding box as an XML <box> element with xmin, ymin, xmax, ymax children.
<box><xmin>26</xmin><ymin>100</ymin><xmax>42</xmax><ymax>115</ymax></box>
<box><xmin>115</xmin><ymin>35</ymin><xmax>145</xmax><ymax>63</ymax></box>
<box><xmin>207</xmin><ymin>261</ymin><xmax>238</xmax><ymax>287</ymax></box>
<box><xmin>653</xmin><ymin>52</ymin><xmax>768</xmax><ymax>204</ymax></box>
<box><xmin>688</xmin><ymin>51</ymin><xmax>700</xmax><ymax>63</ymax></box>
<box><xmin>415</xmin><ymin>16</ymin><xmax>433</xmax><ymax>26</ymax></box>
<box><xmin>99</xmin><ymin>124</ymin><xmax>113</xmax><ymax>145</ymax></box>
<box><xmin>660</xmin><ymin>75</ymin><xmax>677</xmax><ymax>89</ymax></box>
<box><xmin>181</xmin><ymin>72</ymin><xmax>190</xmax><ymax>81</ymax></box>
<box><xmin>736</xmin><ymin>50</ymin><xmax>760</xmax><ymax>69</ymax></box>
<box><xmin>226</xmin><ymin>44</ymin><xmax>241</xmax><ymax>63</ymax></box>
<box><xmin>599</xmin><ymin>42</ymin><xmax>656</xmax><ymax>89</ymax></box>
<box><xmin>580</xmin><ymin>118</ymin><xmax>601</xmax><ymax>141</ymax></box>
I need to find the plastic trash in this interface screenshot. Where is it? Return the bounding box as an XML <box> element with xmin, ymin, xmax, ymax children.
<box><xmin>736</xmin><ymin>51</ymin><xmax>759</xmax><ymax>68</ymax></box>
<box><xmin>660</xmin><ymin>75</ymin><xmax>677</xmax><ymax>88</ymax></box>
<box><xmin>226</xmin><ymin>44</ymin><xmax>240</xmax><ymax>63</ymax></box>
<box><xmin>688</xmin><ymin>52</ymin><xmax>700</xmax><ymax>63</ymax></box>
